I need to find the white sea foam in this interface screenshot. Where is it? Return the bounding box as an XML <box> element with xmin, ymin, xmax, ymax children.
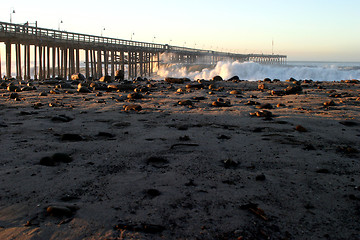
<box><xmin>155</xmin><ymin>61</ymin><xmax>360</xmax><ymax>81</ymax></box>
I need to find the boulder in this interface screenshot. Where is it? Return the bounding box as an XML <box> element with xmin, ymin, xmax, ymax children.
<box><xmin>212</xmin><ymin>75</ymin><xmax>223</xmax><ymax>81</ymax></box>
<box><xmin>165</xmin><ymin>77</ymin><xmax>186</xmax><ymax>84</ymax></box>
<box><xmin>7</xmin><ymin>85</ymin><xmax>21</xmax><ymax>92</ymax></box>
<box><xmin>186</xmin><ymin>84</ymin><xmax>204</xmax><ymax>89</ymax></box>
<box><xmin>285</xmin><ymin>85</ymin><xmax>302</xmax><ymax>94</ymax></box>
<box><xmin>99</xmin><ymin>75</ymin><xmax>112</xmax><ymax>83</ymax></box>
<box><xmin>228</xmin><ymin>76</ymin><xmax>240</xmax><ymax>81</ymax></box>
<box><xmin>71</xmin><ymin>73</ymin><xmax>85</xmax><ymax>81</ymax></box>
<box><xmin>115</xmin><ymin>70</ymin><xmax>125</xmax><ymax>81</ymax></box>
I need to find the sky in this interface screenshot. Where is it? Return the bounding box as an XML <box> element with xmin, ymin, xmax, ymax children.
<box><xmin>1</xmin><ymin>0</ymin><xmax>360</xmax><ymax>61</ymax></box>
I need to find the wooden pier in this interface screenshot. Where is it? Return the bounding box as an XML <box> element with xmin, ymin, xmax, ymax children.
<box><xmin>0</xmin><ymin>21</ymin><xmax>287</xmax><ymax>80</ymax></box>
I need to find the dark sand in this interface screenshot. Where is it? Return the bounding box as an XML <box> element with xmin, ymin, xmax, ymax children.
<box><xmin>0</xmin><ymin>78</ymin><xmax>359</xmax><ymax>239</ymax></box>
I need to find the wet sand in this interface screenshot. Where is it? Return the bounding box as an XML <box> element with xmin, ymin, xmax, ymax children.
<box><xmin>0</xmin><ymin>77</ymin><xmax>359</xmax><ymax>239</ymax></box>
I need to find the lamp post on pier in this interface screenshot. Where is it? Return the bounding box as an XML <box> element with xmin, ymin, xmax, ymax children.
<box><xmin>58</xmin><ymin>20</ymin><xmax>63</xmax><ymax>31</ymax></box>
<box><xmin>10</xmin><ymin>8</ymin><xmax>15</xmax><ymax>23</ymax></box>
<box><xmin>101</xmin><ymin>27</ymin><xmax>105</xmax><ymax>37</ymax></box>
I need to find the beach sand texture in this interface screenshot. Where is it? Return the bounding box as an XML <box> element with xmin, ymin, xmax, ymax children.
<box><xmin>0</xmin><ymin>77</ymin><xmax>359</xmax><ymax>239</ymax></box>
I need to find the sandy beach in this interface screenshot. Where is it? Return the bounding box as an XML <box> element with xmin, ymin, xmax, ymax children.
<box><xmin>0</xmin><ymin>76</ymin><xmax>359</xmax><ymax>239</ymax></box>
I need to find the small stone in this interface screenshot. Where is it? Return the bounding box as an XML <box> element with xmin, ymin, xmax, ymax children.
<box><xmin>303</xmin><ymin>144</ymin><xmax>316</xmax><ymax>150</ymax></box>
<box><xmin>179</xmin><ymin>135</ymin><xmax>190</xmax><ymax>141</ymax></box>
<box><xmin>124</xmin><ymin>104</ymin><xmax>142</xmax><ymax>111</ymax></box>
<box><xmin>339</xmin><ymin>121</ymin><xmax>358</xmax><ymax>127</ymax></box>
<box><xmin>61</xmin><ymin>134</ymin><xmax>83</xmax><ymax>141</ymax></box>
<box><xmin>52</xmin><ymin>153</ymin><xmax>73</xmax><ymax>163</ymax></box>
<box><xmin>217</xmin><ymin>135</ymin><xmax>231</xmax><ymax>140</ymax></box>
<box><xmin>50</xmin><ymin>89</ymin><xmax>60</xmax><ymax>94</ymax></box>
<box><xmin>77</xmin><ymin>86</ymin><xmax>92</xmax><ymax>93</ymax></box>
<box><xmin>47</xmin><ymin>206</ymin><xmax>73</xmax><ymax>217</ymax></box>
<box><xmin>316</xmin><ymin>169</ymin><xmax>330</xmax><ymax>174</ymax></box>
<box><xmin>251</xmin><ymin>110</ymin><xmax>273</xmax><ymax>118</ymax></box>
<box><xmin>127</xmin><ymin>92</ymin><xmax>143</xmax><ymax>100</ymax></box>
<box><xmin>258</xmin><ymin>83</ymin><xmax>266</xmax><ymax>90</ymax></box>
<box><xmin>165</xmin><ymin>77</ymin><xmax>185</xmax><ymax>84</ymax></box>
<box><xmin>323</xmin><ymin>100</ymin><xmax>336</xmax><ymax>106</ymax></box>
<box><xmin>223</xmin><ymin>159</ymin><xmax>239</xmax><ymax>169</ymax></box>
<box><xmin>193</xmin><ymin>96</ymin><xmax>206</xmax><ymax>101</ymax></box>
<box><xmin>145</xmin><ymin>189</ymin><xmax>161</xmax><ymax>198</ymax></box>
<box><xmin>146</xmin><ymin>157</ymin><xmax>168</xmax><ymax>167</ymax></box>
<box><xmin>271</xmin><ymin>90</ymin><xmax>286</xmax><ymax>96</ymax></box>
<box><xmin>9</xmin><ymin>92</ymin><xmax>19</xmax><ymax>99</ymax></box>
<box><xmin>186</xmin><ymin>84</ymin><xmax>203</xmax><ymax>89</ymax></box>
<box><xmin>245</xmin><ymin>101</ymin><xmax>260</xmax><ymax>106</ymax></box>
<box><xmin>229</xmin><ymin>90</ymin><xmax>241</xmax><ymax>95</ymax></box>
<box><xmin>256</xmin><ymin>103</ymin><xmax>273</xmax><ymax>109</ymax></box>
<box><xmin>40</xmin><ymin>156</ymin><xmax>57</xmax><ymax>166</ymax></box>
<box><xmin>39</xmin><ymin>92</ymin><xmax>48</xmax><ymax>96</ymax></box>
<box><xmin>285</xmin><ymin>85</ymin><xmax>302</xmax><ymax>94</ymax></box>
<box><xmin>263</xmin><ymin>78</ymin><xmax>272</xmax><ymax>82</ymax></box>
<box><xmin>212</xmin><ymin>101</ymin><xmax>230</xmax><ymax>107</ymax></box>
<box><xmin>256</xmin><ymin>174</ymin><xmax>266</xmax><ymax>181</ymax></box>
<box><xmin>295</xmin><ymin>125</ymin><xmax>307</xmax><ymax>132</ymax></box>
<box><xmin>97</xmin><ymin>132</ymin><xmax>116</xmax><ymax>138</ymax></box>
<box><xmin>337</xmin><ymin>146</ymin><xmax>358</xmax><ymax>154</ymax></box>
<box><xmin>177</xmin><ymin>88</ymin><xmax>186</xmax><ymax>93</ymax></box>
<box><xmin>178</xmin><ymin>100</ymin><xmax>193</xmax><ymax>106</ymax></box>
<box><xmin>52</xmin><ymin>115</ymin><xmax>73</xmax><ymax>122</ymax></box>
<box><xmin>112</xmin><ymin>122</ymin><xmax>131</xmax><ymax>128</ymax></box>
<box><xmin>134</xmin><ymin>87</ymin><xmax>150</xmax><ymax>93</ymax></box>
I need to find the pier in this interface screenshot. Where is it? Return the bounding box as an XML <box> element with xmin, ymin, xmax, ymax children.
<box><xmin>0</xmin><ymin>21</ymin><xmax>287</xmax><ymax>80</ymax></box>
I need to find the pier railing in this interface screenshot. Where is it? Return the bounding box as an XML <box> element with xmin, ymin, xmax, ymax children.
<box><xmin>0</xmin><ymin>21</ymin><xmax>286</xmax><ymax>59</ymax></box>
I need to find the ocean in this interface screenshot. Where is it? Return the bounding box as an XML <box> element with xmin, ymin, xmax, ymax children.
<box><xmin>155</xmin><ymin>60</ymin><xmax>360</xmax><ymax>82</ymax></box>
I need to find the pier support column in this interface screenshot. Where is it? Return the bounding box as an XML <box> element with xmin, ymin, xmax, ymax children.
<box><xmin>52</xmin><ymin>47</ymin><xmax>56</xmax><ymax>78</ymax></box>
<box><xmin>57</xmin><ymin>47</ymin><xmax>61</xmax><ymax>78</ymax></box>
<box><xmin>90</xmin><ymin>49</ymin><xmax>94</xmax><ymax>79</ymax></box>
<box><xmin>39</xmin><ymin>46</ymin><xmax>43</xmax><ymax>80</ymax></box>
<box><xmin>23</xmin><ymin>45</ymin><xmax>27</xmax><ymax>80</ymax></box>
<box><xmin>85</xmin><ymin>49</ymin><xmax>90</xmax><ymax>79</ymax></box>
<box><xmin>111</xmin><ymin>50</ymin><xmax>115</xmax><ymax>80</ymax></box>
<box><xmin>134</xmin><ymin>52</ymin><xmax>138</xmax><ymax>78</ymax></box>
<box><xmin>120</xmin><ymin>51</ymin><xmax>124</xmax><ymax>72</ymax></box>
<box><xmin>47</xmin><ymin>46</ymin><xmax>50</xmax><ymax>79</ymax></box>
<box><xmin>15</xmin><ymin>44</ymin><xmax>21</xmax><ymax>80</ymax></box>
<box><xmin>26</xmin><ymin>45</ymin><xmax>31</xmax><ymax>79</ymax></box>
<box><xmin>139</xmin><ymin>52</ymin><xmax>143</xmax><ymax>77</ymax></box>
<box><xmin>76</xmin><ymin>48</ymin><xmax>80</xmax><ymax>74</ymax></box>
<box><xmin>128</xmin><ymin>52</ymin><xmax>132</xmax><ymax>79</ymax></box>
<box><xmin>6</xmin><ymin>43</ymin><xmax>12</xmax><ymax>78</ymax></box>
<box><xmin>34</xmin><ymin>45</ymin><xmax>37</xmax><ymax>80</ymax></box>
<box><xmin>157</xmin><ymin>52</ymin><xmax>160</xmax><ymax>72</ymax></box>
<box><xmin>0</xmin><ymin>48</ymin><xmax>2</xmax><ymax>79</ymax></box>
<box><xmin>63</xmin><ymin>48</ymin><xmax>68</xmax><ymax>80</ymax></box>
<box><xmin>97</xmin><ymin>50</ymin><xmax>102</xmax><ymax>78</ymax></box>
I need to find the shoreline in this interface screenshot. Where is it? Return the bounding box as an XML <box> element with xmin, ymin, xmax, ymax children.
<box><xmin>0</xmin><ymin>77</ymin><xmax>359</xmax><ymax>239</ymax></box>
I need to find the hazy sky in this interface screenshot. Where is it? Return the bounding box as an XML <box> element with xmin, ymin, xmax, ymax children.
<box><xmin>1</xmin><ymin>0</ymin><xmax>359</xmax><ymax>61</ymax></box>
